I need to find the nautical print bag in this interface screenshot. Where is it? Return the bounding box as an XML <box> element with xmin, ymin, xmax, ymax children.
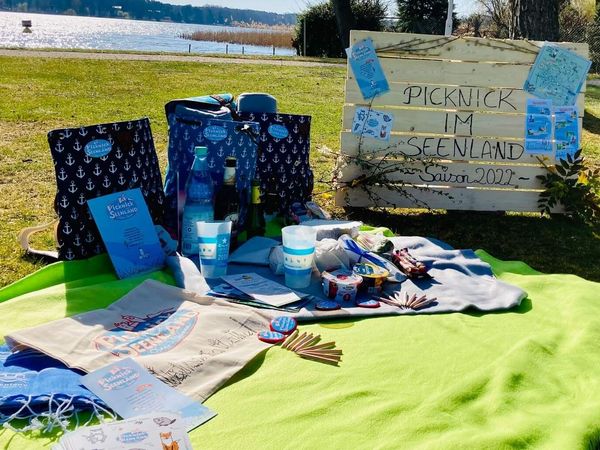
<box><xmin>238</xmin><ymin>112</ymin><xmax>313</xmax><ymax>213</ymax></box>
<box><xmin>163</xmin><ymin>99</ymin><xmax>259</xmax><ymax>240</ymax></box>
<box><xmin>47</xmin><ymin>118</ymin><xmax>166</xmax><ymax>261</ymax></box>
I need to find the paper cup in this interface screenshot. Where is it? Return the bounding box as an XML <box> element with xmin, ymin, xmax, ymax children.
<box><xmin>281</xmin><ymin>225</ymin><xmax>316</xmax><ymax>289</ymax></box>
<box><xmin>197</xmin><ymin>221</ymin><xmax>232</xmax><ymax>279</ymax></box>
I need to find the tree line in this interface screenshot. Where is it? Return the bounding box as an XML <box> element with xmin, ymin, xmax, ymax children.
<box><xmin>0</xmin><ymin>0</ymin><xmax>296</xmax><ymax>26</ymax></box>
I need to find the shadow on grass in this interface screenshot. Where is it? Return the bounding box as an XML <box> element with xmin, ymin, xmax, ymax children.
<box><xmin>344</xmin><ymin>209</ymin><xmax>600</xmax><ymax>282</ymax></box>
<box><xmin>584</xmin><ymin>108</ymin><xmax>600</xmax><ymax>134</ymax></box>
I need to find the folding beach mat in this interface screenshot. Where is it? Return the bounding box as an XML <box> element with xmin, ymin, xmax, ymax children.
<box><xmin>1</xmin><ymin>246</ymin><xmax>600</xmax><ymax>448</ymax></box>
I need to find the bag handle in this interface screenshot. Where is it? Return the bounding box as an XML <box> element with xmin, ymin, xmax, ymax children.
<box><xmin>18</xmin><ymin>220</ymin><xmax>59</xmax><ymax>261</ymax></box>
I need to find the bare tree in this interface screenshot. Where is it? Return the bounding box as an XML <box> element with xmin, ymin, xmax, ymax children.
<box><xmin>476</xmin><ymin>0</ymin><xmax>513</xmax><ymax>38</ymax></box>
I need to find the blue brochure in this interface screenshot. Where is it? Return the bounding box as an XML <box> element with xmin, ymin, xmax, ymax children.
<box><xmin>347</xmin><ymin>37</ymin><xmax>390</xmax><ymax>100</ymax></box>
<box><xmin>524</xmin><ymin>44</ymin><xmax>591</xmax><ymax>107</ymax></box>
<box><xmin>524</xmin><ymin>99</ymin><xmax>553</xmax><ymax>154</ymax></box>
<box><xmin>81</xmin><ymin>357</ymin><xmax>216</xmax><ymax>431</ymax></box>
<box><xmin>88</xmin><ymin>189</ymin><xmax>165</xmax><ymax>279</ymax></box>
<box><xmin>554</xmin><ymin>106</ymin><xmax>580</xmax><ymax>160</ymax></box>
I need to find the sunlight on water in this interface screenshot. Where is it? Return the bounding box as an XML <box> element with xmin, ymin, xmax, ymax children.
<box><xmin>0</xmin><ymin>11</ymin><xmax>295</xmax><ymax>55</ymax></box>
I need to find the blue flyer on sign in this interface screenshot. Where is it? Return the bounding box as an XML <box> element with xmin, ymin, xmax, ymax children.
<box><xmin>554</xmin><ymin>106</ymin><xmax>580</xmax><ymax>160</ymax></box>
<box><xmin>524</xmin><ymin>99</ymin><xmax>553</xmax><ymax>154</ymax></box>
<box><xmin>88</xmin><ymin>189</ymin><xmax>165</xmax><ymax>279</ymax></box>
<box><xmin>346</xmin><ymin>37</ymin><xmax>390</xmax><ymax>100</ymax></box>
<box><xmin>524</xmin><ymin>44</ymin><xmax>591</xmax><ymax>107</ymax></box>
<box><xmin>81</xmin><ymin>357</ymin><xmax>216</xmax><ymax>432</ymax></box>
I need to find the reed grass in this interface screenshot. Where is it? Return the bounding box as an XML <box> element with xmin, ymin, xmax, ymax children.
<box><xmin>180</xmin><ymin>29</ymin><xmax>294</xmax><ymax>48</ymax></box>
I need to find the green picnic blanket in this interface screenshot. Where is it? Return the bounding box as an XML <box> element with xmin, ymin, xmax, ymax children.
<box><xmin>1</xmin><ymin>252</ymin><xmax>599</xmax><ymax>449</ymax></box>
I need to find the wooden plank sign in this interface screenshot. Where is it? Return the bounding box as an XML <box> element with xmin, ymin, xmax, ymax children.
<box><xmin>336</xmin><ymin>31</ymin><xmax>589</xmax><ymax>213</ymax></box>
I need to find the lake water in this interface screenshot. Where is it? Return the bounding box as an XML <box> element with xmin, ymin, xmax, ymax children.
<box><xmin>0</xmin><ymin>11</ymin><xmax>295</xmax><ymax>55</ymax></box>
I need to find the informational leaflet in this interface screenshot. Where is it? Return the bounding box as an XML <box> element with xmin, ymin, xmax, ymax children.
<box><xmin>88</xmin><ymin>188</ymin><xmax>165</xmax><ymax>279</ymax></box>
<box><xmin>81</xmin><ymin>358</ymin><xmax>216</xmax><ymax>432</ymax></box>
<box><xmin>554</xmin><ymin>106</ymin><xmax>580</xmax><ymax>160</ymax></box>
<box><xmin>346</xmin><ymin>37</ymin><xmax>390</xmax><ymax>100</ymax></box>
<box><xmin>525</xmin><ymin>99</ymin><xmax>553</xmax><ymax>154</ymax></box>
<box><xmin>221</xmin><ymin>273</ymin><xmax>301</xmax><ymax>307</ymax></box>
<box><xmin>53</xmin><ymin>412</ymin><xmax>193</xmax><ymax>450</ymax></box>
<box><xmin>351</xmin><ymin>107</ymin><xmax>394</xmax><ymax>141</ymax></box>
<box><xmin>524</xmin><ymin>43</ymin><xmax>591</xmax><ymax>107</ymax></box>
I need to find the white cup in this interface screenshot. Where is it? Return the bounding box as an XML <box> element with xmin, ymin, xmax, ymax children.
<box><xmin>281</xmin><ymin>225</ymin><xmax>317</xmax><ymax>289</ymax></box>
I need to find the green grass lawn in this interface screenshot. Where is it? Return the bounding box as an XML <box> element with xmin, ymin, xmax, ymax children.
<box><xmin>0</xmin><ymin>55</ymin><xmax>599</xmax><ymax>287</ymax></box>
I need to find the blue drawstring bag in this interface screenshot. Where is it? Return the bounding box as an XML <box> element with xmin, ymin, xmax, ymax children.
<box><xmin>0</xmin><ymin>345</ymin><xmax>113</xmax><ymax>433</ymax></box>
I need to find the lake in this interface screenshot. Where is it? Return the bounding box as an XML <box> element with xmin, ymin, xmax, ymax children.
<box><xmin>0</xmin><ymin>11</ymin><xmax>295</xmax><ymax>56</ymax></box>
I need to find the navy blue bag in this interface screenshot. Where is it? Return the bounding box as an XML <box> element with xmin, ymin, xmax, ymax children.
<box><xmin>238</xmin><ymin>112</ymin><xmax>313</xmax><ymax>213</ymax></box>
<box><xmin>163</xmin><ymin>95</ymin><xmax>259</xmax><ymax>239</ymax></box>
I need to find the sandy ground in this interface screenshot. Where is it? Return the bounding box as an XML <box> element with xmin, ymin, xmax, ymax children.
<box><xmin>0</xmin><ymin>48</ymin><xmax>345</xmax><ymax>67</ymax></box>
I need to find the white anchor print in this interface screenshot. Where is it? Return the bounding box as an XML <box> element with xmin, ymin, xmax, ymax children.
<box><xmin>245</xmin><ymin>160</ymin><xmax>250</xmax><ymax>170</ymax></box>
<box><xmin>73</xmin><ymin>234</ymin><xmax>81</xmax><ymax>246</ymax></box>
<box><xmin>298</xmin><ymin>137</ymin><xmax>304</xmax><ymax>144</ymax></box>
<box><xmin>260</xmin><ymin>133</ymin><xmax>268</xmax><ymax>143</ymax></box>
<box><xmin>241</xmin><ymin>148</ymin><xmax>247</xmax><ymax>158</ymax></box>
<box><xmin>266</xmin><ymin>143</ymin><xmax>274</xmax><ymax>153</ymax></box>
<box><xmin>61</xmin><ymin>129</ymin><xmax>72</xmax><ymax>139</ymax></box>
<box><xmin>133</xmin><ymin>132</ymin><xmax>140</xmax><ymax>144</ymax></box>
<box><xmin>259</xmin><ymin>153</ymin><xmax>267</xmax><ymax>163</ymax></box>
<box><xmin>73</xmin><ymin>140</ymin><xmax>82</xmax><ymax>152</ymax></box>
<box><xmin>65</xmin><ymin>153</ymin><xmax>75</xmax><ymax>166</ymax></box>
<box><xmin>217</xmin><ymin>147</ymin><xmax>224</xmax><ymax>157</ymax></box>
<box><xmin>261</xmin><ymin>113</ymin><xmax>268</xmax><ymax>121</ymax></box>
<box><xmin>63</xmin><ymin>222</ymin><xmax>72</xmax><ymax>235</ymax></box>
<box><xmin>83</xmin><ymin>154</ymin><xmax>92</xmax><ymax>164</ymax></box>
<box><xmin>85</xmin><ymin>231</ymin><xmax>94</xmax><ymax>243</ymax></box>
<box><xmin>79</xmin><ymin>127</ymin><xmax>88</xmax><ymax>136</ymax></box>
<box><xmin>109</xmin><ymin>161</ymin><xmax>117</xmax><ymax>174</ymax></box>
<box><xmin>140</xmin><ymin>144</ymin><xmax>145</xmax><ymax>155</ymax></box>
<box><xmin>142</xmin><ymin>170</ymin><xmax>148</xmax><ymax>181</ymax></box>
<box><xmin>118</xmin><ymin>173</ymin><xmax>126</xmax><ymax>185</ymax></box>
<box><xmin>85</xmin><ymin>179</ymin><xmax>95</xmax><ymax>191</ymax></box>
<box><xmin>136</xmin><ymin>121</ymin><xmax>143</xmax><ymax>130</ymax></box>
<box><xmin>96</xmin><ymin>125</ymin><xmax>107</xmax><ymax>134</ymax></box>
<box><xmin>281</xmin><ymin>174</ymin><xmax>287</xmax><ymax>183</ymax></box>
<box><xmin>293</xmin><ymin>124</ymin><xmax>299</xmax><ymax>134</ymax></box>
<box><xmin>286</xmin><ymin>135</ymin><xmax>294</xmax><ymax>143</ymax></box>
<box><xmin>226</xmin><ymin>136</ymin><xmax>233</xmax><ymax>146</ymax></box>
<box><xmin>76</xmin><ymin>166</ymin><xmax>85</xmax><ymax>178</ymax></box>
<box><xmin>93</xmin><ymin>164</ymin><xmax>102</xmax><ymax>176</ymax></box>
<box><xmin>68</xmin><ymin>181</ymin><xmax>77</xmax><ymax>193</ymax></box>
<box><xmin>55</xmin><ymin>142</ymin><xmax>64</xmax><ymax>153</ymax></box>
<box><xmin>280</xmin><ymin>144</ymin><xmax>286</xmax><ymax>154</ymax></box>
<box><xmin>115</xmin><ymin>148</ymin><xmax>123</xmax><ymax>159</ymax></box>
<box><xmin>65</xmin><ymin>249</ymin><xmax>75</xmax><ymax>260</ymax></box>
<box><xmin>208</xmin><ymin>157</ymin><xmax>216</xmax><ymax>169</ymax></box>
<box><xmin>107</xmin><ymin>136</ymin><xmax>114</xmax><ymax>145</ymax></box>
<box><xmin>129</xmin><ymin>147</ymin><xmax>136</xmax><ymax>157</ymax></box>
<box><xmin>285</xmin><ymin>154</ymin><xmax>292</xmax><ymax>164</ymax></box>
<box><xmin>57</xmin><ymin>168</ymin><xmax>67</xmax><ymax>181</ymax></box>
<box><xmin>299</xmin><ymin>116</ymin><xmax>305</xmax><ymax>124</ymax></box>
<box><xmin>102</xmin><ymin>176</ymin><xmax>111</xmax><ymax>188</ymax></box>
<box><xmin>124</xmin><ymin>160</ymin><xmax>131</xmax><ymax>171</ymax></box>
<box><xmin>238</xmin><ymin>137</ymin><xmax>244</xmax><ymax>146</ymax></box>
<box><xmin>131</xmin><ymin>172</ymin><xmax>138</xmax><ymax>183</ymax></box>
<box><xmin>70</xmin><ymin>208</ymin><xmax>78</xmax><ymax>220</ymax></box>
<box><xmin>273</xmin><ymin>154</ymin><xmax>280</xmax><ymax>164</ymax></box>
<box><xmin>112</xmin><ymin>123</ymin><xmax>120</xmax><ymax>131</ymax></box>
<box><xmin>59</xmin><ymin>196</ymin><xmax>69</xmax><ymax>208</ymax></box>
<box><xmin>78</xmin><ymin>193</ymin><xmax>86</xmax><ymax>205</ymax></box>
<box><xmin>136</xmin><ymin>157</ymin><xmax>142</xmax><ymax>169</ymax></box>
<box><xmin>183</xmin><ymin>130</ymin><xmax>189</xmax><ymax>141</ymax></box>
<box><xmin>291</xmin><ymin>166</ymin><xmax>297</xmax><ymax>175</ymax></box>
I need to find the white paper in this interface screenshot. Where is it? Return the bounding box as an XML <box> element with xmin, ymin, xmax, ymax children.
<box><xmin>54</xmin><ymin>412</ymin><xmax>193</xmax><ymax>450</ymax></box>
<box><xmin>221</xmin><ymin>272</ymin><xmax>301</xmax><ymax>307</ymax></box>
<box><xmin>351</xmin><ymin>107</ymin><xmax>393</xmax><ymax>141</ymax></box>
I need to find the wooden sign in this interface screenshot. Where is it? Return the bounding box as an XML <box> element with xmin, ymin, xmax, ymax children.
<box><xmin>336</xmin><ymin>31</ymin><xmax>589</xmax><ymax>213</ymax></box>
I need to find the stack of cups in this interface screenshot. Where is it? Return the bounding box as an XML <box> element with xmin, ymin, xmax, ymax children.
<box><xmin>197</xmin><ymin>221</ymin><xmax>232</xmax><ymax>278</ymax></box>
<box><xmin>281</xmin><ymin>225</ymin><xmax>317</xmax><ymax>289</ymax></box>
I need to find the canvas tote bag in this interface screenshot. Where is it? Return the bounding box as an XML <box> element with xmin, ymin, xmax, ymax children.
<box><xmin>5</xmin><ymin>280</ymin><xmax>275</xmax><ymax>402</ymax></box>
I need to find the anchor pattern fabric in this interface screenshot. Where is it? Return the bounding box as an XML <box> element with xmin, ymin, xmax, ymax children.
<box><xmin>164</xmin><ymin>116</ymin><xmax>260</xmax><ymax>238</ymax></box>
<box><xmin>48</xmin><ymin>118</ymin><xmax>166</xmax><ymax>261</ymax></box>
<box><xmin>238</xmin><ymin>112</ymin><xmax>313</xmax><ymax>213</ymax></box>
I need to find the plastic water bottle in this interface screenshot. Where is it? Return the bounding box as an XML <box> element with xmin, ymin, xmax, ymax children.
<box><xmin>181</xmin><ymin>146</ymin><xmax>214</xmax><ymax>256</ymax></box>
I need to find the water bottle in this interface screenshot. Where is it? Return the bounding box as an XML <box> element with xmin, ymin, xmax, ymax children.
<box><xmin>181</xmin><ymin>146</ymin><xmax>214</xmax><ymax>256</ymax></box>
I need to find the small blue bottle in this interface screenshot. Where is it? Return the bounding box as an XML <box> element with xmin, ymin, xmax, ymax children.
<box><xmin>181</xmin><ymin>146</ymin><xmax>214</xmax><ymax>256</ymax></box>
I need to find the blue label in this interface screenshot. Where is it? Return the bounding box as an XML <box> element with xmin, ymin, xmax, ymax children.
<box><xmin>106</xmin><ymin>194</ymin><xmax>138</xmax><ymax>221</ymax></box>
<box><xmin>283</xmin><ymin>246</ymin><xmax>315</xmax><ymax>256</ymax></box>
<box><xmin>284</xmin><ymin>267</ymin><xmax>312</xmax><ymax>276</ymax></box>
<box><xmin>97</xmin><ymin>366</ymin><xmax>139</xmax><ymax>391</ymax></box>
<box><xmin>203</xmin><ymin>125</ymin><xmax>228</xmax><ymax>142</ymax></box>
<box><xmin>119</xmin><ymin>431</ymin><xmax>148</xmax><ymax>444</ymax></box>
<box><xmin>268</xmin><ymin>124</ymin><xmax>289</xmax><ymax>139</ymax></box>
<box><xmin>84</xmin><ymin>139</ymin><xmax>112</xmax><ymax>158</ymax></box>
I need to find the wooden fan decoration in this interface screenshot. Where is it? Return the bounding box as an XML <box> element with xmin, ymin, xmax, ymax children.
<box><xmin>376</xmin><ymin>292</ymin><xmax>436</xmax><ymax>310</ymax></box>
<box><xmin>281</xmin><ymin>330</ymin><xmax>342</xmax><ymax>366</ymax></box>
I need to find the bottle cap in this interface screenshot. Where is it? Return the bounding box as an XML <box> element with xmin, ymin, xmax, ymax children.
<box><xmin>225</xmin><ymin>157</ymin><xmax>237</xmax><ymax>168</ymax></box>
<box><xmin>270</xmin><ymin>316</ymin><xmax>297</xmax><ymax>335</ymax></box>
<box><xmin>315</xmin><ymin>300</ymin><xmax>341</xmax><ymax>311</ymax></box>
<box><xmin>257</xmin><ymin>331</ymin><xmax>286</xmax><ymax>344</ymax></box>
<box><xmin>194</xmin><ymin>146</ymin><xmax>208</xmax><ymax>157</ymax></box>
<box><xmin>356</xmin><ymin>299</ymin><xmax>381</xmax><ymax>308</ymax></box>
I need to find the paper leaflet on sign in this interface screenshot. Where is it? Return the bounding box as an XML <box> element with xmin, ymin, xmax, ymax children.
<box><xmin>351</xmin><ymin>107</ymin><xmax>393</xmax><ymax>142</ymax></box>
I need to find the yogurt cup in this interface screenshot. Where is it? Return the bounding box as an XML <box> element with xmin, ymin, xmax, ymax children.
<box><xmin>352</xmin><ymin>262</ymin><xmax>389</xmax><ymax>295</ymax></box>
<box><xmin>322</xmin><ymin>269</ymin><xmax>363</xmax><ymax>302</ymax></box>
